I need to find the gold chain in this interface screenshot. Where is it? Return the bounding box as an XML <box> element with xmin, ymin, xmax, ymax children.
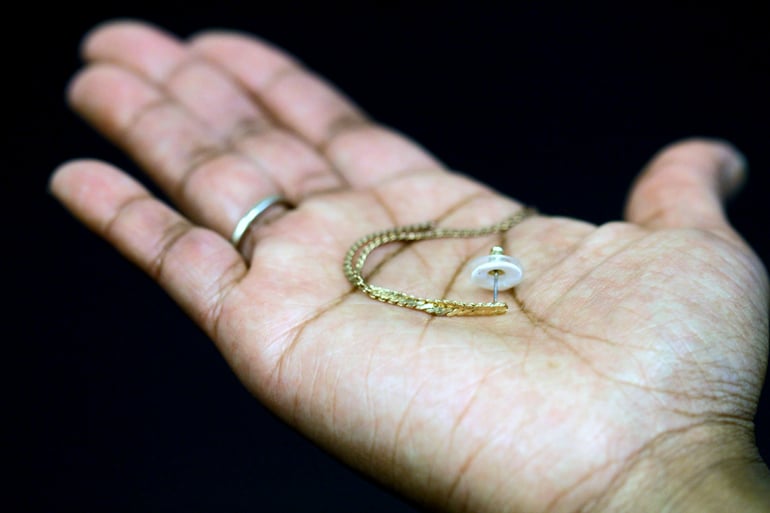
<box><xmin>343</xmin><ymin>207</ymin><xmax>537</xmax><ymax>316</ymax></box>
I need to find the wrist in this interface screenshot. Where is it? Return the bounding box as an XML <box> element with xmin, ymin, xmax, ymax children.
<box><xmin>595</xmin><ymin>421</ymin><xmax>770</xmax><ymax>513</ymax></box>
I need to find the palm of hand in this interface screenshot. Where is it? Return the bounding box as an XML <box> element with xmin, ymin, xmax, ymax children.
<box><xmin>52</xmin><ymin>21</ymin><xmax>768</xmax><ymax>513</ymax></box>
<box><xmin>239</xmin><ymin>184</ymin><xmax>765</xmax><ymax>511</ymax></box>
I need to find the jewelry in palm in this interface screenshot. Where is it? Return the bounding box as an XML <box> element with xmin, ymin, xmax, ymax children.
<box><xmin>344</xmin><ymin>207</ymin><xmax>536</xmax><ymax>316</ymax></box>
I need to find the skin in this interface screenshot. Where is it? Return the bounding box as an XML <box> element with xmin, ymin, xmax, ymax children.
<box><xmin>50</xmin><ymin>19</ymin><xmax>770</xmax><ymax>513</ymax></box>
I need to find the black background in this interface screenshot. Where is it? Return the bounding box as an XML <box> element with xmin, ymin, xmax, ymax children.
<box><xmin>10</xmin><ymin>3</ymin><xmax>770</xmax><ymax>512</ymax></box>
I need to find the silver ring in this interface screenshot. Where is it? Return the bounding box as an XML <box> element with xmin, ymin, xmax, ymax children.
<box><xmin>231</xmin><ymin>194</ymin><xmax>291</xmax><ymax>247</ymax></box>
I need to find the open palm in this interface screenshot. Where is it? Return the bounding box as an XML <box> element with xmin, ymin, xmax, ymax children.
<box><xmin>52</xmin><ymin>21</ymin><xmax>769</xmax><ymax>513</ymax></box>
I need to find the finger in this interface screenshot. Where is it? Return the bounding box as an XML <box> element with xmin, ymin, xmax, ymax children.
<box><xmin>82</xmin><ymin>20</ymin><xmax>270</xmax><ymax>139</ymax></box>
<box><xmin>67</xmin><ymin>64</ymin><xmax>272</xmax><ymax>235</ymax></box>
<box><xmin>624</xmin><ymin>138</ymin><xmax>746</xmax><ymax>233</ymax></box>
<box><xmin>49</xmin><ymin>159</ymin><xmax>246</xmax><ymax>336</ymax></box>
<box><xmin>74</xmin><ymin>21</ymin><xmax>503</xmax><ymax>252</ymax></box>
<box><xmin>189</xmin><ymin>30</ymin><xmax>447</xmax><ymax>187</ymax></box>
<box><xmin>72</xmin><ymin>21</ymin><xmax>343</xmax><ymax>235</ymax></box>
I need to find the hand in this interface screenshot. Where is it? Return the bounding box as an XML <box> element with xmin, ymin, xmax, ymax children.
<box><xmin>51</xmin><ymin>20</ymin><xmax>770</xmax><ymax>512</ymax></box>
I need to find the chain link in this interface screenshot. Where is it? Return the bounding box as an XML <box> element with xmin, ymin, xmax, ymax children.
<box><xmin>343</xmin><ymin>207</ymin><xmax>536</xmax><ymax>316</ymax></box>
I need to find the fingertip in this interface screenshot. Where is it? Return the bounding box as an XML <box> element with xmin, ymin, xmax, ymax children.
<box><xmin>712</xmin><ymin>139</ymin><xmax>747</xmax><ymax>200</ymax></box>
<box><xmin>78</xmin><ymin>18</ymin><xmax>186</xmax><ymax>81</ymax></box>
<box><xmin>48</xmin><ymin>158</ymin><xmax>89</xmax><ymax>197</ymax></box>
<box><xmin>626</xmin><ymin>137</ymin><xmax>748</xmax><ymax>232</ymax></box>
<box><xmin>49</xmin><ymin>158</ymin><xmax>97</xmax><ymax>192</ymax></box>
<box><xmin>64</xmin><ymin>65</ymin><xmax>88</xmax><ymax>109</ymax></box>
<box><xmin>80</xmin><ymin>18</ymin><xmax>162</xmax><ymax>58</ymax></box>
<box><xmin>49</xmin><ymin>159</ymin><xmax>135</xmax><ymax>204</ymax></box>
<box><xmin>653</xmin><ymin>137</ymin><xmax>747</xmax><ymax>199</ymax></box>
<box><xmin>50</xmin><ymin>159</ymin><xmax>151</xmax><ymax>234</ymax></box>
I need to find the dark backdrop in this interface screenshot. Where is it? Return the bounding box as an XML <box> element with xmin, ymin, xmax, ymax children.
<box><xmin>11</xmin><ymin>3</ymin><xmax>770</xmax><ymax>512</ymax></box>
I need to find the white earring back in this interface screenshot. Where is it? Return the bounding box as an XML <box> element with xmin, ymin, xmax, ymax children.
<box><xmin>469</xmin><ymin>246</ymin><xmax>523</xmax><ymax>302</ymax></box>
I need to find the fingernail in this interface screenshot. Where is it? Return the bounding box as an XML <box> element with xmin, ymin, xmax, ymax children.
<box><xmin>718</xmin><ymin>142</ymin><xmax>748</xmax><ymax>198</ymax></box>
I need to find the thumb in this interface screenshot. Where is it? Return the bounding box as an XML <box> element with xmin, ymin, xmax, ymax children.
<box><xmin>624</xmin><ymin>138</ymin><xmax>746</xmax><ymax>232</ymax></box>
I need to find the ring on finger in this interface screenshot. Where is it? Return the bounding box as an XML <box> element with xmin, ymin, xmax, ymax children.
<box><xmin>231</xmin><ymin>194</ymin><xmax>293</xmax><ymax>247</ymax></box>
